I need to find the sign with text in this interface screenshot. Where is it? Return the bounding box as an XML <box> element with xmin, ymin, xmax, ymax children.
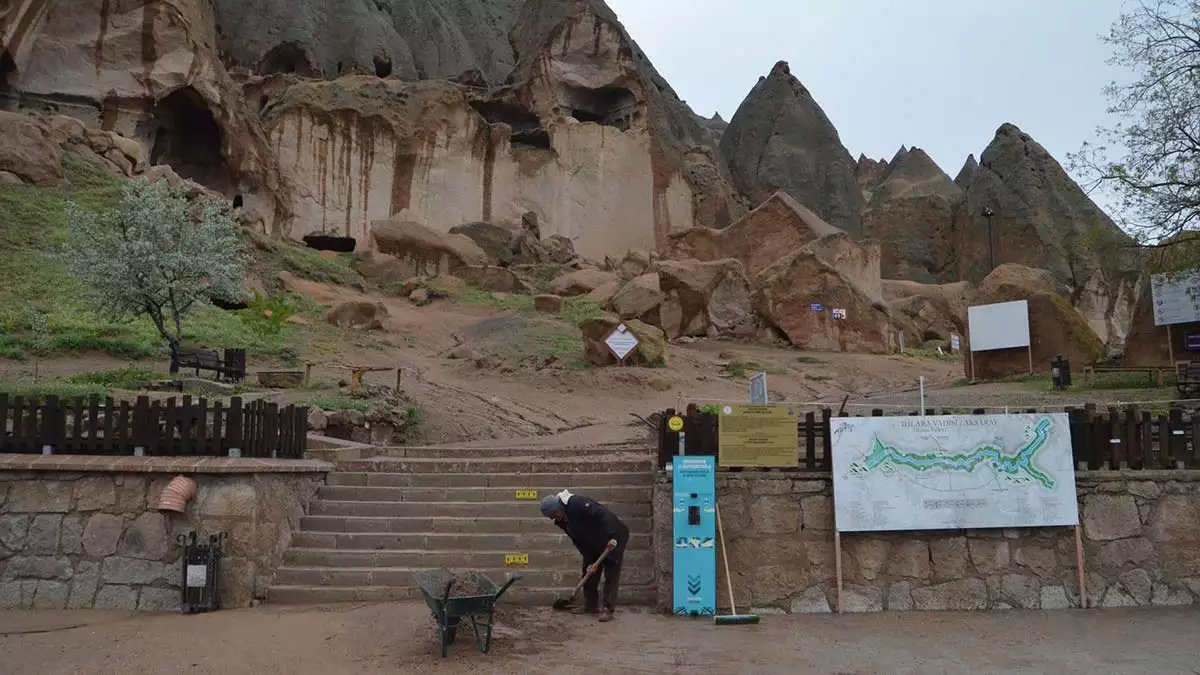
<box><xmin>749</xmin><ymin>373</ymin><xmax>768</xmax><ymax>404</ymax></box>
<box><xmin>1151</xmin><ymin>271</ymin><xmax>1200</xmax><ymax>326</ymax></box>
<box><xmin>505</xmin><ymin>554</ymin><xmax>529</xmax><ymax>566</ymax></box>
<box><xmin>968</xmin><ymin>300</ymin><xmax>1030</xmax><ymax>352</ymax></box>
<box><xmin>831</xmin><ymin>413</ymin><xmax>1079</xmax><ymax>532</ymax></box>
<box><xmin>717</xmin><ymin>404</ymin><xmax>799</xmax><ymax>468</ymax></box>
<box><xmin>832</xmin><ymin>308</ymin><xmax>847</xmax><ymax>320</ymax></box>
<box><xmin>514</xmin><ymin>490</ymin><xmax>538</xmax><ymax>500</ymax></box>
<box><xmin>604</xmin><ymin>324</ymin><xmax>641</xmax><ymax>360</ymax></box>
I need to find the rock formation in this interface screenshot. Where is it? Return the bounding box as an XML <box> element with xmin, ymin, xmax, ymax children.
<box><xmin>720</xmin><ymin>61</ymin><xmax>863</xmax><ymax>235</ymax></box>
<box><xmin>370</xmin><ymin>219</ymin><xmax>488</xmax><ymax>277</ymax></box>
<box><xmin>883</xmin><ymin>279</ymin><xmax>971</xmax><ymax>342</ymax></box>
<box><xmin>855</xmin><ymin>154</ymin><xmax>889</xmax><ymax>201</ymax></box>
<box><xmin>656</xmin><ymin>259</ymin><xmax>756</xmax><ymax>340</ymax></box>
<box><xmin>862</xmin><ymin>147</ymin><xmax>962</xmax><ymax>282</ymax></box>
<box><xmin>954</xmin><ymin>154</ymin><xmax>978</xmax><ymax>189</ymax></box>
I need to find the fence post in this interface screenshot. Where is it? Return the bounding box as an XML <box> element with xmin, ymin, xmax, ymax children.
<box><xmin>226</xmin><ymin>398</ymin><xmax>244</xmax><ymax>458</ymax></box>
<box><xmin>804</xmin><ymin>411</ymin><xmax>816</xmax><ymax>470</ymax></box>
<box><xmin>1169</xmin><ymin>408</ymin><xmax>1186</xmax><ymax>470</ymax></box>
<box><xmin>820</xmin><ymin>408</ymin><xmax>832</xmax><ymax>470</ymax></box>
<box><xmin>0</xmin><ymin>393</ymin><xmax>8</xmax><ymax>454</ymax></box>
<box><xmin>11</xmin><ymin>397</ymin><xmax>25</xmax><ymax>453</ymax></box>
<box><xmin>132</xmin><ymin>397</ymin><xmax>150</xmax><ymax>456</ymax></box>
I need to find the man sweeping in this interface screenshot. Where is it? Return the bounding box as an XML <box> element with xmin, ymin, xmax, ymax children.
<box><xmin>540</xmin><ymin>490</ymin><xmax>630</xmax><ymax>622</ymax></box>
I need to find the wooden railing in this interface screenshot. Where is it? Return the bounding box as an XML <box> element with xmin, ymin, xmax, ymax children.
<box><xmin>0</xmin><ymin>394</ymin><xmax>308</xmax><ymax>459</ymax></box>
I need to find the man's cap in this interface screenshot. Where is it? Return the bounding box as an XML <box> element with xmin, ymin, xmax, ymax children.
<box><xmin>540</xmin><ymin>494</ymin><xmax>560</xmax><ymax>517</ymax></box>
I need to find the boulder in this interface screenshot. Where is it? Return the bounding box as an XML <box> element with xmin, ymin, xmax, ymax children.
<box><xmin>608</xmin><ymin>250</ymin><xmax>652</xmax><ymax>279</ymax></box>
<box><xmin>668</xmin><ymin>191</ymin><xmax>842</xmax><ymax>279</ymax></box>
<box><xmin>965</xmin><ymin>265</ymin><xmax>1106</xmax><ymax>379</ymax></box>
<box><xmin>584</xmin><ymin>281</ymin><xmax>622</xmax><ymax>306</ymax></box>
<box><xmin>0</xmin><ymin>112</ymin><xmax>64</xmax><ymax>186</ymax></box>
<box><xmin>543</xmin><ymin>235</ymin><xmax>577</xmax><ymax>265</ymax></box>
<box><xmin>754</xmin><ymin>235</ymin><xmax>897</xmax><ymax>354</ymax></box>
<box><xmin>549</xmin><ymin>269</ymin><xmax>620</xmax><ymax>298</ymax></box>
<box><xmin>352</xmin><ymin>251</ymin><xmax>413</xmax><ymax>286</ymax></box>
<box><xmin>371</xmin><ymin>220</ymin><xmax>488</xmax><ymax>277</ymax></box>
<box><xmin>656</xmin><ymin>259</ymin><xmax>755</xmax><ymax>339</ymax></box>
<box><xmin>534</xmin><ymin>294</ymin><xmax>564</xmax><ymax>313</ymax></box>
<box><xmin>449</xmin><ymin>222</ymin><xmax>516</xmax><ymax>267</ymax></box>
<box><xmin>452</xmin><ymin>266</ymin><xmax>529</xmax><ymax>293</ymax></box>
<box><xmin>609</xmin><ymin>274</ymin><xmax>664</xmax><ymax>323</ymax></box>
<box><xmin>883</xmin><ymin>280</ymin><xmax>971</xmax><ymax>342</ymax></box>
<box><xmin>326</xmin><ymin>301</ymin><xmax>388</xmax><ymax>330</ymax></box>
<box><xmin>579</xmin><ymin>315</ymin><xmax>666</xmax><ymax>367</ymax></box>
<box><xmin>720</xmin><ymin>61</ymin><xmax>863</xmax><ymax>234</ymax></box>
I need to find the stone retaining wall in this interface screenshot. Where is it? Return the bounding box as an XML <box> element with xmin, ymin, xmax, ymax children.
<box><xmin>653</xmin><ymin>471</ymin><xmax>1200</xmax><ymax>613</ymax></box>
<box><xmin>0</xmin><ymin>456</ymin><xmax>329</xmax><ymax>612</ymax></box>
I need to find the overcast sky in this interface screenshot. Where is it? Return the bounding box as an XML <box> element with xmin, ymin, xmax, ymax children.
<box><xmin>606</xmin><ymin>0</ymin><xmax>1129</xmax><ymax>180</ymax></box>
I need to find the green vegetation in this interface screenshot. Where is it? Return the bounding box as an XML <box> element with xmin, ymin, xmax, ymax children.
<box><xmin>0</xmin><ymin>366</ymin><xmax>169</xmax><ymax>401</ymax></box>
<box><xmin>724</xmin><ymin>360</ymin><xmax>787</xmax><ymax>379</ymax></box>
<box><xmin>795</xmin><ymin>356</ymin><xmax>824</xmax><ymax>365</ymax></box>
<box><xmin>902</xmin><ymin>345</ymin><xmax>960</xmax><ymax>363</ymax></box>
<box><xmin>248</xmin><ymin>233</ymin><xmax>366</xmax><ymax>290</ymax></box>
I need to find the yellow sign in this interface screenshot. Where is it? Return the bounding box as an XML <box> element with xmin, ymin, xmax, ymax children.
<box><xmin>514</xmin><ymin>490</ymin><xmax>538</xmax><ymax>500</ymax></box>
<box><xmin>667</xmin><ymin>416</ymin><xmax>685</xmax><ymax>432</ymax></box>
<box><xmin>717</xmin><ymin>404</ymin><xmax>799</xmax><ymax>468</ymax></box>
<box><xmin>505</xmin><ymin>554</ymin><xmax>529</xmax><ymax>566</ymax></box>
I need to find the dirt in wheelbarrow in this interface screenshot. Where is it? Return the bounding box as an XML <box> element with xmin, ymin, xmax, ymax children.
<box><xmin>443</xmin><ymin>573</ymin><xmax>490</xmax><ymax>597</ymax></box>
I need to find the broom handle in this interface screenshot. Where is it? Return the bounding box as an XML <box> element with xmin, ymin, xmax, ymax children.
<box><xmin>715</xmin><ymin>504</ymin><xmax>738</xmax><ymax>615</ymax></box>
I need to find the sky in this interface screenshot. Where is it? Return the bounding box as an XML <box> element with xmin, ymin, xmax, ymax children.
<box><xmin>605</xmin><ymin>0</ymin><xmax>1130</xmax><ymax>180</ymax></box>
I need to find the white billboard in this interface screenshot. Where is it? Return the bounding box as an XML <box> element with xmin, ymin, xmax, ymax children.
<box><xmin>831</xmin><ymin>413</ymin><xmax>1079</xmax><ymax>533</ymax></box>
<box><xmin>967</xmin><ymin>300</ymin><xmax>1030</xmax><ymax>352</ymax></box>
<box><xmin>1151</xmin><ymin>271</ymin><xmax>1200</xmax><ymax>326</ymax></box>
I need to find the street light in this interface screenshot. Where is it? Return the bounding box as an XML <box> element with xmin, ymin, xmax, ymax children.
<box><xmin>981</xmin><ymin>207</ymin><xmax>996</xmax><ymax>272</ymax></box>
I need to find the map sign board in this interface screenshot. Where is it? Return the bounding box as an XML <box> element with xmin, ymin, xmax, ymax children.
<box><xmin>831</xmin><ymin>413</ymin><xmax>1078</xmax><ymax>532</ymax></box>
<box><xmin>1150</xmin><ymin>271</ymin><xmax>1200</xmax><ymax>326</ymax></box>
<box><xmin>604</xmin><ymin>324</ymin><xmax>640</xmax><ymax>360</ymax></box>
<box><xmin>967</xmin><ymin>301</ymin><xmax>1030</xmax><ymax>352</ymax></box>
<box><xmin>717</xmin><ymin>404</ymin><xmax>798</xmax><ymax>468</ymax></box>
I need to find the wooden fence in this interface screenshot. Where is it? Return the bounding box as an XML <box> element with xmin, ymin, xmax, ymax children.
<box><xmin>657</xmin><ymin>405</ymin><xmax>1200</xmax><ymax>472</ymax></box>
<box><xmin>0</xmin><ymin>394</ymin><xmax>308</xmax><ymax>459</ymax></box>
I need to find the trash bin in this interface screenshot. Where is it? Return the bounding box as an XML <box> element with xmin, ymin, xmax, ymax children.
<box><xmin>1051</xmin><ymin>355</ymin><xmax>1071</xmax><ymax>390</ymax></box>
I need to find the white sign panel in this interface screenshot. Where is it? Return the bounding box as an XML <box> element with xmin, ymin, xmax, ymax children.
<box><xmin>186</xmin><ymin>564</ymin><xmax>207</xmax><ymax>588</ymax></box>
<box><xmin>950</xmin><ymin>335</ymin><xmax>961</xmax><ymax>353</ymax></box>
<box><xmin>831</xmin><ymin>413</ymin><xmax>1079</xmax><ymax>532</ymax></box>
<box><xmin>604</xmin><ymin>324</ymin><xmax>640</xmax><ymax>360</ymax></box>
<box><xmin>749</xmin><ymin>373</ymin><xmax>768</xmax><ymax>404</ymax></box>
<box><xmin>967</xmin><ymin>300</ymin><xmax>1030</xmax><ymax>352</ymax></box>
<box><xmin>1151</xmin><ymin>271</ymin><xmax>1200</xmax><ymax>326</ymax></box>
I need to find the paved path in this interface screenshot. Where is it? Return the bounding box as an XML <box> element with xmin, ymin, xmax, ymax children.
<box><xmin>2</xmin><ymin>604</ymin><xmax>1198</xmax><ymax>674</ymax></box>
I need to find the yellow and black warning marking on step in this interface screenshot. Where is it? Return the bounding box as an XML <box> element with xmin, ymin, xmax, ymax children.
<box><xmin>514</xmin><ymin>489</ymin><xmax>538</xmax><ymax>500</ymax></box>
<box><xmin>505</xmin><ymin>554</ymin><xmax>529</xmax><ymax>566</ymax></box>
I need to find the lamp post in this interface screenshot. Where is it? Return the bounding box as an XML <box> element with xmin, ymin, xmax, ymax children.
<box><xmin>981</xmin><ymin>207</ymin><xmax>996</xmax><ymax>272</ymax></box>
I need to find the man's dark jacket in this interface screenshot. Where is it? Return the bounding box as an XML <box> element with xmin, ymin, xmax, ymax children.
<box><xmin>554</xmin><ymin>494</ymin><xmax>630</xmax><ymax>562</ymax></box>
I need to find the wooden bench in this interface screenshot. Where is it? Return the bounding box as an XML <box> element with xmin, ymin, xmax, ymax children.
<box><xmin>1177</xmin><ymin>362</ymin><xmax>1200</xmax><ymax>397</ymax></box>
<box><xmin>1083</xmin><ymin>365</ymin><xmax>1169</xmax><ymax>388</ymax></box>
<box><xmin>170</xmin><ymin>347</ymin><xmax>246</xmax><ymax>383</ymax></box>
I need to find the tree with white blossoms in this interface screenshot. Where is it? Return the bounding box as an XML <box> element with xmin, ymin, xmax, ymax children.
<box><xmin>1073</xmin><ymin>0</ymin><xmax>1200</xmax><ymax>270</ymax></box>
<box><xmin>64</xmin><ymin>178</ymin><xmax>247</xmax><ymax>363</ymax></box>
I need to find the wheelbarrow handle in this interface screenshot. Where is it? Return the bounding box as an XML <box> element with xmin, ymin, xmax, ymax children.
<box><xmin>493</xmin><ymin>573</ymin><xmax>522</xmax><ymax>602</ymax></box>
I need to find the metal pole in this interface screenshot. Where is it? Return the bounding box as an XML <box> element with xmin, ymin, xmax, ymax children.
<box><xmin>919</xmin><ymin>377</ymin><xmax>925</xmax><ymax>415</ymax></box>
<box><xmin>987</xmin><ymin>215</ymin><xmax>995</xmax><ymax>272</ymax></box>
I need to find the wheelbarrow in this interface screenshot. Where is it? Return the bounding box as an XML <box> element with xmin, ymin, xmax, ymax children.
<box><xmin>413</xmin><ymin>568</ymin><xmax>521</xmax><ymax>657</ymax></box>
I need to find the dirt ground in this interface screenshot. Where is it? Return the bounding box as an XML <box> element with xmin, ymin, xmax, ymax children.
<box><xmin>2</xmin><ymin>603</ymin><xmax>1197</xmax><ymax>674</ymax></box>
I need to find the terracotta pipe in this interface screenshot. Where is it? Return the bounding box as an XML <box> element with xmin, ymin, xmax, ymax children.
<box><xmin>157</xmin><ymin>475</ymin><xmax>197</xmax><ymax>514</ymax></box>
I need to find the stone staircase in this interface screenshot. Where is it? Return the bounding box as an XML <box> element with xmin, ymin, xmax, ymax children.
<box><xmin>266</xmin><ymin>443</ymin><xmax>657</xmax><ymax>605</ymax></box>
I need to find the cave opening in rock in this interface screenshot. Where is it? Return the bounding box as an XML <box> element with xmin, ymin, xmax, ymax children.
<box><xmin>922</xmin><ymin>330</ymin><xmax>943</xmax><ymax>343</ymax></box>
<box><xmin>149</xmin><ymin>87</ymin><xmax>232</xmax><ymax>193</ymax></box>
<box><xmin>470</xmin><ymin>100</ymin><xmax>552</xmax><ymax>150</ymax></box>
<box><xmin>232</xmin><ymin>194</ymin><xmax>243</xmax><ymax>209</ymax></box>
<box><xmin>0</xmin><ymin>50</ymin><xmax>16</xmax><ymax>106</ymax></box>
<box><xmin>258</xmin><ymin>43</ymin><xmax>318</xmax><ymax>77</ymax></box>
<box><xmin>561</xmin><ymin>85</ymin><xmax>639</xmax><ymax>130</ymax></box>
<box><xmin>374</xmin><ymin>55</ymin><xmax>392</xmax><ymax>78</ymax></box>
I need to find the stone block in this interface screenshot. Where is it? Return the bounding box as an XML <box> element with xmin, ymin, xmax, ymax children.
<box><xmin>1101</xmin><ymin>586</ymin><xmax>1137</xmax><ymax>608</ymax></box>
<box><xmin>1013</xmin><ymin>546</ymin><xmax>1059</xmax><ymax>578</ymax></box>
<box><xmin>1127</xmin><ymin>481</ymin><xmax>1162</xmax><ymax>500</ymax></box>
<box><xmin>752</xmin><ymin>479</ymin><xmax>792</xmax><ymax>495</ymax></box>
<box><xmin>1118</xmin><ymin>568</ymin><xmax>1153</xmax><ymax>605</ymax></box>
<box><xmin>998</xmin><ymin>574</ymin><xmax>1040</xmax><ymax>609</ymax></box>
<box><xmin>83</xmin><ymin>513</ymin><xmax>125</xmax><ymax>557</ymax></box>
<box><xmin>1040</xmin><ymin>585</ymin><xmax>1071</xmax><ymax>610</ymax></box>
<box><xmin>5</xmin><ymin>556</ymin><xmax>73</xmax><ymax>580</ymax></box>
<box><xmin>1151</xmin><ymin>584</ymin><xmax>1194</xmax><ymax>607</ymax></box>
<box><xmin>101</xmin><ymin>557</ymin><xmax>164</xmax><ymax>585</ymax></box>
<box><xmin>200</xmin><ymin>482</ymin><xmax>257</xmax><ymax>518</ymax></box>
<box><xmin>847</xmin><ymin>538</ymin><xmax>889</xmax><ymax>581</ymax></box>
<box><xmin>789</xmin><ymin>587</ymin><xmax>831</xmax><ymax>614</ymax></box>
<box><xmin>6</xmin><ymin>481</ymin><xmax>72</xmax><ymax>513</ymax></box>
<box><xmin>218</xmin><ymin>557</ymin><xmax>256</xmax><ymax>609</ymax></box>
<box><xmin>888</xmin><ymin>541</ymin><xmax>931</xmax><ymax>580</ymax></box>
<box><xmin>138</xmin><ymin>587</ymin><xmax>182</xmax><ymax>612</ymax></box>
<box><xmin>32</xmin><ymin>580</ymin><xmax>69</xmax><ymax>609</ymax></box>
<box><xmin>1082</xmin><ymin>494</ymin><xmax>1141</xmax><ymax>541</ymax></box>
<box><xmin>791</xmin><ymin>481</ymin><xmax>826</xmax><ymax>494</ymax></box>
<box><xmin>74</xmin><ymin>476</ymin><xmax>116</xmax><ymax>511</ymax></box>
<box><xmin>1149</xmin><ymin>495</ymin><xmax>1200</xmax><ymax>542</ymax></box>
<box><xmin>750</xmin><ymin>495</ymin><xmax>801</xmax><ymax>535</ymax></box>
<box><xmin>94</xmin><ymin>584</ymin><xmax>138</xmax><ymax>611</ymax></box>
<box><xmin>112</xmin><ymin>476</ymin><xmax>148</xmax><ymax>513</ymax></box>
<box><xmin>887</xmin><ymin>581</ymin><xmax>914</xmax><ymax>611</ymax></box>
<box><xmin>800</xmin><ymin>496</ymin><xmax>832</xmax><ymax>531</ymax></box>
<box><xmin>842</xmin><ymin>585</ymin><xmax>882</xmax><ymax>613</ymax></box>
<box><xmin>0</xmin><ymin>581</ymin><xmax>23</xmax><ymax>609</ymax></box>
<box><xmin>1097</xmin><ymin>538</ymin><xmax>1154</xmax><ymax>571</ymax></box>
<box><xmin>0</xmin><ymin>515</ymin><xmax>29</xmax><ymax>551</ymax></box>
<box><xmin>26</xmin><ymin>515</ymin><xmax>62</xmax><ymax>555</ymax></box>
<box><xmin>60</xmin><ymin>515</ymin><xmax>84</xmax><ymax>555</ymax></box>
<box><xmin>911</xmin><ymin>579</ymin><xmax>988</xmax><ymax>611</ymax></box>
<box><xmin>1161</xmin><ymin>543</ymin><xmax>1200</xmax><ymax>577</ymax></box>
<box><xmin>118</xmin><ymin>512</ymin><xmax>169</xmax><ymax>560</ymax></box>
<box><xmin>68</xmin><ymin>561</ymin><xmax>100</xmax><ymax>609</ymax></box>
<box><xmin>930</xmin><ymin>537</ymin><xmax>970</xmax><ymax>580</ymax></box>
<box><xmin>968</xmin><ymin>539</ymin><xmax>1010</xmax><ymax>575</ymax></box>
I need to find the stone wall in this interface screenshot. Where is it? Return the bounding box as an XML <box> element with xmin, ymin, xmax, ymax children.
<box><xmin>0</xmin><ymin>456</ymin><xmax>328</xmax><ymax>611</ymax></box>
<box><xmin>653</xmin><ymin>470</ymin><xmax>1200</xmax><ymax>613</ymax></box>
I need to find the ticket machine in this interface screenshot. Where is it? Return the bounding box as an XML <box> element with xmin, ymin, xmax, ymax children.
<box><xmin>671</xmin><ymin>455</ymin><xmax>716</xmax><ymax>616</ymax></box>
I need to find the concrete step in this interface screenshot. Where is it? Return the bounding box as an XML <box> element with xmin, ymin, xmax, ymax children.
<box><xmin>308</xmin><ymin>500</ymin><xmax>652</xmax><ymax>519</ymax></box>
<box><xmin>316</xmin><ymin>485</ymin><xmax>652</xmax><ymax>503</ymax></box>
<box><xmin>282</xmin><ymin>547</ymin><xmax>654</xmax><ymax>570</ymax></box>
<box><xmin>265</xmin><ymin>583</ymin><xmax>657</xmax><ymax>606</ymax></box>
<box><xmin>326</xmin><ymin>472</ymin><xmax>654</xmax><ymax>488</ymax></box>
<box><xmin>370</xmin><ymin>445</ymin><xmax>653</xmax><ymax>459</ymax></box>
<box><xmin>299</xmin><ymin>515</ymin><xmax>653</xmax><ymax>535</ymax></box>
<box><xmin>290</xmin><ymin>531</ymin><xmax>652</xmax><ymax>551</ymax></box>
<box><xmin>273</xmin><ymin>565</ymin><xmax>655</xmax><ymax>588</ymax></box>
<box><xmin>335</xmin><ymin>457</ymin><xmax>653</xmax><ymax>474</ymax></box>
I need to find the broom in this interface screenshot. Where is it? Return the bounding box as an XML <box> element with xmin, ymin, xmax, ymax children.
<box><xmin>713</xmin><ymin>503</ymin><xmax>760</xmax><ymax>625</ymax></box>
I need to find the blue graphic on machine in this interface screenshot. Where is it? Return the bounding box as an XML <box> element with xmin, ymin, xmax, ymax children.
<box><xmin>672</xmin><ymin>455</ymin><xmax>716</xmax><ymax>617</ymax></box>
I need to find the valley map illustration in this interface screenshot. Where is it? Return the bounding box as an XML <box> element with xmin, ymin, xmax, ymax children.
<box><xmin>831</xmin><ymin>414</ymin><xmax>1079</xmax><ymax>533</ymax></box>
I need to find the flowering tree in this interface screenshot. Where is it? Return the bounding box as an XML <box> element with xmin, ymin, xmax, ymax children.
<box><xmin>64</xmin><ymin>179</ymin><xmax>247</xmax><ymax>362</ymax></box>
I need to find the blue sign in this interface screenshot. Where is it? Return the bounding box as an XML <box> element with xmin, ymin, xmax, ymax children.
<box><xmin>672</xmin><ymin>456</ymin><xmax>716</xmax><ymax>617</ymax></box>
<box><xmin>810</xmin><ymin>303</ymin><xmax>824</xmax><ymax>312</ymax></box>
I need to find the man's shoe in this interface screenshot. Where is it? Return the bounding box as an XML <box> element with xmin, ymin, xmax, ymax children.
<box><xmin>571</xmin><ymin>606</ymin><xmax>598</xmax><ymax>615</ymax></box>
<box><xmin>598</xmin><ymin>609</ymin><xmax>614</xmax><ymax>622</ymax></box>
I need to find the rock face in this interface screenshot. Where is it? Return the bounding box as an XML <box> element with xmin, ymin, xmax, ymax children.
<box><xmin>965</xmin><ymin>265</ymin><xmax>1105</xmax><ymax>379</ymax></box>
<box><xmin>856</xmin><ymin>154</ymin><xmax>889</xmax><ymax>201</ymax></box>
<box><xmin>720</xmin><ymin>61</ymin><xmax>863</xmax><ymax>235</ymax></box>
<box><xmin>449</xmin><ymin>222</ymin><xmax>516</xmax><ymax>267</ymax></box>
<box><xmin>371</xmin><ymin>220</ymin><xmax>488</xmax><ymax>277</ymax></box>
<box><xmin>609</xmin><ymin>273</ymin><xmax>664</xmax><ymax>324</ymax></box>
<box><xmin>657</xmin><ymin>259</ymin><xmax>756</xmax><ymax>340</ymax></box>
<box><xmin>0</xmin><ymin>111</ymin><xmax>63</xmax><ymax>185</ymax></box>
<box><xmin>862</xmin><ymin>147</ymin><xmax>962</xmax><ymax>282</ymax></box>
<box><xmin>883</xmin><ymin>280</ymin><xmax>971</xmax><ymax>342</ymax></box>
